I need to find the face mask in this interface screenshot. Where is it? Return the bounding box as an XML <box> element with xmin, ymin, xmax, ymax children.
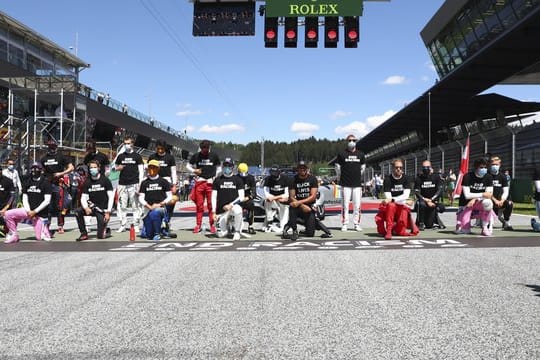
<box><xmin>89</xmin><ymin>168</ymin><xmax>99</xmax><ymax>177</ymax></box>
<box><xmin>8</xmin><ymin>165</ymin><xmax>14</xmax><ymax>171</ymax></box>
<box><xmin>490</xmin><ymin>165</ymin><xmax>500</xmax><ymax>174</ymax></box>
<box><xmin>477</xmin><ymin>168</ymin><xmax>488</xmax><ymax>177</ymax></box>
<box><xmin>239</xmin><ymin>172</ymin><xmax>247</xmax><ymax>177</ymax></box>
<box><xmin>347</xmin><ymin>141</ymin><xmax>356</xmax><ymax>150</ymax></box>
<box><xmin>48</xmin><ymin>147</ymin><xmax>57</xmax><ymax>154</ymax></box>
<box><xmin>201</xmin><ymin>148</ymin><xmax>209</xmax><ymax>155</ymax></box>
<box><xmin>31</xmin><ymin>169</ymin><xmax>41</xmax><ymax>178</ymax></box>
<box><xmin>223</xmin><ymin>167</ymin><xmax>233</xmax><ymax>176</ymax></box>
<box><xmin>422</xmin><ymin>167</ymin><xmax>430</xmax><ymax>175</ymax></box>
<box><xmin>124</xmin><ymin>144</ymin><xmax>132</xmax><ymax>151</ymax></box>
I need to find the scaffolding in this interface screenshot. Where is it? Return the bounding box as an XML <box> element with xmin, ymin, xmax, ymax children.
<box><xmin>0</xmin><ymin>75</ymin><xmax>87</xmax><ymax>169</ymax></box>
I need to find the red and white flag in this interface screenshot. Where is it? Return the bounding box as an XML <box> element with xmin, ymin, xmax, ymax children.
<box><xmin>453</xmin><ymin>137</ymin><xmax>470</xmax><ymax>198</ymax></box>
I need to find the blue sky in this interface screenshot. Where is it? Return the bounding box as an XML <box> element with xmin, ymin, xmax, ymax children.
<box><xmin>3</xmin><ymin>0</ymin><xmax>539</xmax><ymax>144</ymax></box>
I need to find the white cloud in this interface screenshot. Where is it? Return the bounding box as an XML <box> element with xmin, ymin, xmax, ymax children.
<box><xmin>330</xmin><ymin>110</ymin><xmax>352</xmax><ymax>120</ymax></box>
<box><xmin>290</xmin><ymin>122</ymin><xmax>319</xmax><ymax>138</ymax></box>
<box><xmin>175</xmin><ymin>103</ymin><xmax>203</xmax><ymax>117</ymax></box>
<box><xmin>176</xmin><ymin>109</ymin><xmax>203</xmax><ymax>117</ymax></box>
<box><xmin>198</xmin><ymin>123</ymin><xmax>244</xmax><ymax>134</ymax></box>
<box><xmin>382</xmin><ymin>75</ymin><xmax>406</xmax><ymax>85</ymax></box>
<box><xmin>335</xmin><ymin>110</ymin><xmax>397</xmax><ymax>138</ymax></box>
<box><xmin>366</xmin><ymin>110</ymin><xmax>396</xmax><ymax>128</ymax></box>
<box><xmin>334</xmin><ymin>122</ymin><xmax>370</xmax><ymax>138</ymax></box>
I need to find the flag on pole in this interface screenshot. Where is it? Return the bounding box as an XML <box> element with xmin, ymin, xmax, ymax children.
<box><xmin>453</xmin><ymin>136</ymin><xmax>470</xmax><ymax>199</ymax></box>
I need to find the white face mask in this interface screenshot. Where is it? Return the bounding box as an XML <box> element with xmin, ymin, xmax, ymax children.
<box><xmin>124</xmin><ymin>144</ymin><xmax>132</xmax><ymax>151</ymax></box>
<box><xmin>347</xmin><ymin>141</ymin><xmax>356</xmax><ymax>150</ymax></box>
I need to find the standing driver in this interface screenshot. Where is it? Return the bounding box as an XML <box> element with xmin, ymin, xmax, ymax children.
<box><xmin>114</xmin><ymin>136</ymin><xmax>144</xmax><ymax>233</ymax></box>
<box><xmin>41</xmin><ymin>139</ymin><xmax>74</xmax><ymax>235</ymax></box>
<box><xmin>335</xmin><ymin>134</ymin><xmax>365</xmax><ymax>232</ymax></box>
<box><xmin>186</xmin><ymin>140</ymin><xmax>220</xmax><ymax>234</ymax></box>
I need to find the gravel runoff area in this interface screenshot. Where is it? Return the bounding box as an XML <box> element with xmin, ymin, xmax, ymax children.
<box><xmin>0</xmin><ymin>248</ymin><xmax>539</xmax><ymax>359</ymax></box>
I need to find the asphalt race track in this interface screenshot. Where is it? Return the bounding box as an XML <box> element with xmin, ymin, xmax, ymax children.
<box><xmin>1</xmin><ymin>205</ymin><xmax>539</xmax><ymax>359</ymax></box>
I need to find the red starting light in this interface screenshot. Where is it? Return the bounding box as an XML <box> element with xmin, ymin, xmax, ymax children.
<box><xmin>344</xmin><ymin>16</ymin><xmax>359</xmax><ymax>48</ymax></box>
<box><xmin>264</xmin><ymin>17</ymin><xmax>278</xmax><ymax>48</ymax></box>
<box><xmin>286</xmin><ymin>30</ymin><xmax>296</xmax><ymax>39</ymax></box>
<box><xmin>327</xmin><ymin>30</ymin><xmax>338</xmax><ymax>40</ymax></box>
<box><xmin>266</xmin><ymin>30</ymin><xmax>276</xmax><ymax>40</ymax></box>
<box><xmin>307</xmin><ymin>30</ymin><xmax>317</xmax><ymax>40</ymax></box>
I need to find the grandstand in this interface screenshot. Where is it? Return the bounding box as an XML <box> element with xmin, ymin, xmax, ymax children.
<box><xmin>0</xmin><ymin>10</ymin><xmax>238</xmax><ymax>175</ymax></box>
<box><xmin>358</xmin><ymin>0</ymin><xmax>540</xmax><ymax>191</ymax></box>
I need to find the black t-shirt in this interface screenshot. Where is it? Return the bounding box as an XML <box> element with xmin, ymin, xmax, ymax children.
<box><xmin>291</xmin><ymin>174</ymin><xmax>318</xmax><ymax>205</ymax></box>
<box><xmin>263</xmin><ymin>175</ymin><xmax>290</xmax><ymax>196</ymax></box>
<box><xmin>23</xmin><ymin>177</ymin><xmax>52</xmax><ymax>218</ymax></box>
<box><xmin>414</xmin><ymin>173</ymin><xmax>441</xmax><ymax>199</ymax></box>
<box><xmin>459</xmin><ymin>172</ymin><xmax>493</xmax><ymax>206</ymax></box>
<box><xmin>490</xmin><ymin>172</ymin><xmax>508</xmax><ymax>200</ymax></box>
<box><xmin>139</xmin><ymin>177</ymin><xmax>171</xmax><ymax>206</ymax></box>
<box><xmin>81</xmin><ymin>175</ymin><xmax>113</xmax><ymax>210</ymax></box>
<box><xmin>213</xmin><ymin>175</ymin><xmax>243</xmax><ymax>214</ymax></box>
<box><xmin>239</xmin><ymin>174</ymin><xmax>256</xmax><ymax>199</ymax></box>
<box><xmin>84</xmin><ymin>151</ymin><xmax>110</xmax><ymax>175</ymax></box>
<box><xmin>115</xmin><ymin>152</ymin><xmax>143</xmax><ymax>185</ymax></box>
<box><xmin>189</xmin><ymin>152</ymin><xmax>220</xmax><ymax>179</ymax></box>
<box><xmin>383</xmin><ymin>174</ymin><xmax>410</xmax><ymax>198</ymax></box>
<box><xmin>0</xmin><ymin>175</ymin><xmax>15</xmax><ymax>208</ymax></box>
<box><xmin>336</xmin><ymin>149</ymin><xmax>365</xmax><ymax>187</ymax></box>
<box><xmin>148</xmin><ymin>152</ymin><xmax>176</xmax><ymax>179</ymax></box>
<box><xmin>41</xmin><ymin>152</ymin><xmax>72</xmax><ymax>179</ymax></box>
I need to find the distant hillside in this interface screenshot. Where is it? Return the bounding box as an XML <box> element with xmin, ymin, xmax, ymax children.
<box><xmin>237</xmin><ymin>136</ymin><xmax>345</xmax><ymax>168</ymax></box>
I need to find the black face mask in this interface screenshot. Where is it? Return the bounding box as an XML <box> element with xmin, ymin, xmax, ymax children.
<box><xmin>31</xmin><ymin>169</ymin><xmax>42</xmax><ymax>178</ymax></box>
<box><xmin>422</xmin><ymin>167</ymin><xmax>430</xmax><ymax>175</ymax></box>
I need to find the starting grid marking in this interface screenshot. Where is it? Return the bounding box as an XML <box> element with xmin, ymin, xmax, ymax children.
<box><xmin>110</xmin><ymin>239</ymin><xmax>469</xmax><ymax>252</ymax></box>
<box><xmin>1</xmin><ymin>237</ymin><xmax>538</xmax><ymax>252</ymax></box>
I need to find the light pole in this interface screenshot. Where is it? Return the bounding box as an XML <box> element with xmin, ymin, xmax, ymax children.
<box><xmin>260</xmin><ymin>137</ymin><xmax>265</xmax><ymax>170</ymax></box>
<box><xmin>428</xmin><ymin>91</ymin><xmax>431</xmax><ymax>160</ymax></box>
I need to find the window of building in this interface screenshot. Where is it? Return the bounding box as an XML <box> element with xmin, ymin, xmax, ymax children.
<box><xmin>0</xmin><ymin>38</ymin><xmax>7</xmax><ymax>62</ymax></box>
<box><xmin>8</xmin><ymin>43</ymin><xmax>24</xmax><ymax>67</ymax></box>
<box><xmin>27</xmin><ymin>52</ymin><xmax>41</xmax><ymax>74</ymax></box>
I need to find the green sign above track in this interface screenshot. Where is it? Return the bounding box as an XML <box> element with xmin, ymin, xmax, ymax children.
<box><xmin>265</xmin><ymin>0</ymin><xmax>364</xmax><ymax>18</ymax></box>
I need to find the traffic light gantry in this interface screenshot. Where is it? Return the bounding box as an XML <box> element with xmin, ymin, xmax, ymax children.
<box><xmin>264</xmin><ymin>16</ymin><xmax>361</xmax><ymax>49</ymax></box>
